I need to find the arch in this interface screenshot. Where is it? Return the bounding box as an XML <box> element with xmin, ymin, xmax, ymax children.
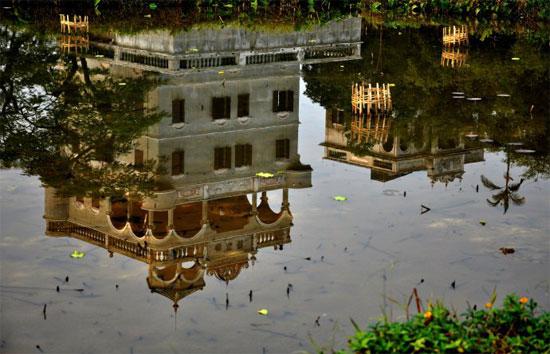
<box><xmin>257</xmin><ymin>197</ymin><xmax>282</xmax><ymax>224</ymax></box>
<box><xmin>109</xmin><ymin>196</ymin><xmax>128</xmax><ymax>230</ymax></box>
<box><xmin>173</xmin><ymin>202</ymin><xmax>203</xmax><ymax>238</ymax></box>
<box><xmin>129</xmin><ymin>200</ymin><xmax>147</xmax><ymax>237</ymax></box>
<box><xmin>399</xmin><ymin>139</ymin><xmax>409</xmax><ymax>153</ymax></box>
<box><xmin>151</xmin><ymin>211</ymin><xmax>169</xmax><ymax>237</ymax></box>
<box><xmin>208</xmin><ymin>196</ymin><xmax>252</xmax><ymax>233</ymax></box>
<box><xmin>382</xmin><ymin>136</ymin><xmax>394</xmax><ymax>153</ymax></box>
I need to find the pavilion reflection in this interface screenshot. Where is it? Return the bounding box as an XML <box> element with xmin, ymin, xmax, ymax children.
<box><xmin>43</xmin><ymin>17</ymin><xmax>363</xmax><ymax>310</ymax></box>
<box><xmin>322</xmin><ymin>82</ymin><xmax>484</xmax><ymax>184</ymax></box>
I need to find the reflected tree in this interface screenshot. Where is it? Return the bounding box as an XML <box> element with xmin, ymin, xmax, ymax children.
<box><xmin>0</xmin><ymin>26</ymin><xmax>164</xmax><ymax>198</ymax></box>
<box><xmin>480</xmin><ymin>151</ymin><xmax>525</xmax><ymax>214</ymax></box>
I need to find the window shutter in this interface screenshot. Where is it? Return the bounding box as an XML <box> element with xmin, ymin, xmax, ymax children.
<box><xmin>286</xmin><ymin>91</ymin><xmax>294</xmax><ymax>112</ymax></box>
<box><xmin>225</xmin><ymin>147</ymin><xmax>232</xmax><ymax>168</ymax></box>
<box><xmin>172</xmin><ymin>100</ymin><xmax>181</xmax><ymax>123</ymax></box>
<box><xmin>272</xmin><ymin>91</ymin><xmax>278</xmax><ymax>112</ymax></box>
<box><xmin>134</xmin><ymin>149</ymin><xmax>144</xmax><ymax>167</ymax></box>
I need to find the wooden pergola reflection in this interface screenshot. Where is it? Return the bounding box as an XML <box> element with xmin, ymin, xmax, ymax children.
<box><xmin>59</xmin><ymin>14</ymin><xmax>90</xmax><ymax>55</ymax></box>
<box><xmin>441</xmin><ymin>25</ymin><xmax>469</xmax><ymax>68</ymax></box>
<box><xmin>351</xmin><ymin>82</ymin><xmax>392</xmax><ymax>144</ymax></box>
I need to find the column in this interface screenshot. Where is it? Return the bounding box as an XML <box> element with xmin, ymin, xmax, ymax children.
<box><xmin>201</xmin><ymin>200</ymin><xmax>209</xmax><ymax>225</ymax></box>
<box><xmin>168</xmin><ymin>208</ymin><xmax>174</xmax><ymax>229</ymax></box>
<box><xmin>251</xmin><ymin>192</ymin><xmax>258</xmax><ymax>216</ymax></box>
<box><xmin>281</xmin><ymin>188</ymin><xmax>289</xmax><ymax>211</ymax></box>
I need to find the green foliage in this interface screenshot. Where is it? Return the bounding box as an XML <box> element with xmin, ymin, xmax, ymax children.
<box><xmin>340</xmin><ymin>294</ymin><xmax>550</xmax><ymax>353</ymax></box>
<box><xmin>361</xmin><ymin>0</ymin><xmax>550</xmax><ymax>21</ymax></box>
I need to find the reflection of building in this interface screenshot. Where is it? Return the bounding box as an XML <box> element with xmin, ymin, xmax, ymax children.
<box><xmin>45</xmin><ymin>19</ymin><xmax>362</xmax><ymax>310</ymax></box>
<box><xmin>72</xmin><ymin>17</ymin><xmax>361</xmax><ymax>74</ymax></box>
<box><xmin>322</xmin><ymin>111</ymin><xmax>484</xmax><ymax>184</ymax></box>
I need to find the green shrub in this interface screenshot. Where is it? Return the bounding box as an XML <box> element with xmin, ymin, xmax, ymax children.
<box><xmin>339</xmin><ymin>294</ymin><xmax>550</xmax><ymax>353</ymax></box>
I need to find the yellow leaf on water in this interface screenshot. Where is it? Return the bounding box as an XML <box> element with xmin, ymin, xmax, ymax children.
<box><xmin>258</xmin><ymin>309</ymin><xmax>269</xmax><ymax>316</ymax></box>
<box><xmin>70</xmin><ymin>250</ymin><xmax>85</xmax><ymax>259</ymax></box>
<box><xmin>334</xmin><ymin>195</ymin><xmax>348</xmax><ymax>201</ymax></box>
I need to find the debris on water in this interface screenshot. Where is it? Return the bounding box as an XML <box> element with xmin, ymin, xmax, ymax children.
<box><xmin>344</xmin><ymin>247</ymin><xmax>348</xmax><ymax>252</ymax></box>
<box><xmin>419</xmin><ymin>278</ymin><xmax>424</xmax><ymax>284</ymax></box>
<box><xmin>466</xmin><ymin>97</ymin><xmax>482</xmax><ymax>101</ymax></box>
<box><xmin>403</xmin><ymin>191</ymin><xmax>407</xmax><ymax>197</ymax></box>
<box><xmin>451</xmin><ymin>281</ymin><xmax>456</xmax><ymax>289</ymax></box>
<box><xmin>388</xmin><ymin>83</ymin><xmax>396</xmax><ymax>87</ymax></box>
<box><xmin>226</xmin><ymin>293</ymin><xmax>229</xmax><ymax>310</ymax></box>
<box><xmin>499</xmin><ymin>247</ymin><xmax>515</xmax><ymax>255</ymax></box>
<box><xmin>465</xmin><ymin>133</ymin><xmax>478</xmax><ymax>138</ymax></box>
<box><xmin>479</xmin><ymin>138</ymin><xmax>493</xmax><ymax>143</ymax></box>
<box><xmin>43</xmin><ymin>304</ymin><xmax>47</xmax><ymax>320</ymax></box>
<box><xmin>315</xmin><ymin>316</ymin><xmax>321</xmax><ymax>326</ymax></box>
<box><xmin>511</xmin><ymin>57</ymin><xmax>520</xmax><ymax>61</ymax></box>
<box><xmin>304</xmin><ymin>257</ymin><xmax>311</xmax><ymax>261</ymax></box>
<box><xmin>117</xmin><ymin>82</ymin><xmax>127</xmax><ymax>86</ymax></box>
<box><xmin>497</xmin><ymin>93</ymin><xmax>510</xmax><ymax>97</ymax></box>
<box><xmin>333</xmin><ymin>195</ymin><xmax>347</xmax><ymax>201</ymax></box>
<box><xmin>420</xmin><ymin>205</ymin><xmax>431</xmax><ymax>215</ymax></box>
<box><xmin>452</xmin><ymin>96</ymin><xmax>465</xmax><ymax>99</ymax></box>
<box><xmin>65</xmin><ymin>276</ymin><xmax>69</xmax><ymax>282</ymax></box>
<box><xmin>476</xmin><ymin>185</ymin><xmax>479</xmax><ymax>192</ymax></box>
<box><xmin>320</xmin><ymin>256</ymin><xmax>324</xmax><ymax>262</ymax></box>
<box><xmin>56</xmin><ymin>286</ymin><xmax>60</xmax><ymax>292</ymax></box>
<box><xmin>258</xmin><ymin>308</ymin><xmax>269</xmax><ymax>316</ymax></box>
<box><xmin>249</xmin><ymin>290</ymin><xmax>253</xmax><ymax>302</ymax></box>
<box><xmin>36</xmin><ymin>345</ymin><xmax>43</xmax><ymax>352</ymax></box>
<box><xmin>70</xmin><ymin>250</ymin><xmax>85</xmax><ymax>259</ymax></box>
<box><xmin>479</xmin><ymin>219</ymin><xmax>487</xmax><ymax>226</ymax></box>
<box><xmin>256</xmin><ymin>172</ymin><xmax>274</xmax><ymax>178</ymax></box>
<box><xmin>218</xmin><ymin>70</ymin><xmax>224</xmax><ymax>75</ymax></box>
<box><xmin>283</xmin><ymin>266</ymin><xmax>287</xmax><ymax>272</ymax></box>
<box><xmin>507</xmin><ymin>142</ymin><xmax>523</xmax><ymax>146</ymax></box>
<box><xmin>144</xmin><ymin>14</ymin><xmax>151</xmax><ymax>18</ymax></box>
<box><xmin>515</xmin><ymin>149</ymin><xmax>535</xmax><ymax>154</ymax></box>
<box><xmin>287</xmin><ymin>285</ymin><xmax>290</xmax><ymax>297</ymax></box>
<box><xmin>115</xmin><ymin>284</ymin><xmax>119</xmax><ymax>289</ymax></box>
<box><xmin>95</xmin><ymin>54</ymin><xmax>104</xmax><ymax>58</ymax></box>
<box><xmin>452</xmin><ymin>91</ymin><xmax>464</xmax><ymax>95</ymax></box>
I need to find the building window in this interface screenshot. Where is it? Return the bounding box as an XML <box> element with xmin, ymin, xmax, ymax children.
<box><xmin>332</xmin><ymin>108</ymin><xmax>345</xmax><ymax>124</ymax></box>
<box><xmin>272</xmin><ymin>90</ymin><xmax>294</xmax><ymax>112</ymax></box>
<box><xmin>214</xmin><ymin>146</ymin><xmax>232</xmax><ymax>170</ymax></box>
<box><xmin>212</xmin><ymin>96</ymin><xmax>231</xmax><ymax>120</ymax></box>
<box><xmin>235</xmin><ymin>144</ymin><xmax>252</xmax><ymax>167</ymax></box>
<box><xmin>91</xmin><ymin>197</ymin><xmax>100</xmax><ymax>209</ymax></box>
<box><xmin>172</xmin><ymin>151</ymin><xmax>184</xmax><ymax>175</ymax></box>
<box><xmin>275</xmin><ymin>139</ymin><xmax>290</xmax><ymax>159</ymax></box>
<box><xmin>134</xmin><ymin>149</ymin><xmax>144</xmax><ymax>167</ymax></box>
<box><xmin>237</xmin><ymin>94</ymin><xmax>249</xmax><ymax>117</ymax></box>
<box><xmin>172</xmin><ymin>99</ymin><xmax>185</xmax><ymax>124</ymax></box>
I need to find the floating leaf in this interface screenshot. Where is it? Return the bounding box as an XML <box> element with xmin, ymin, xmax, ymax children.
<box><xmin>334</xmin><ymin>195</ymin><xmax>348</xmax><ymax>201</ymax></box>
<box><xmin>70</xmin><ymin>250</ymin><xmax>85</xmax><ymax>259</ymax></box>
<box><xmin>479</xmin><ymin>219</ymin><xmax>486</xmax><ymax>226</ymax></box>
<box><xmin>388</xmin><ymin>83</ymin><xmax>396</xmax><ymax>87</ymax></box>
<box><xmin>218</xmin><ymin>70</ymin><xmax>224</xmax><ymax>75</ymax></box>
<box><xmin>148</xmin><ymin>2</ymin><xmax>157</xmax><ymax>10</ymax></box>
<box><xmin>256</xmin><ymin>172</ymin><xmax>274</xmax><ymax>178</ymax></box>
<box><xmin>511</xmin><ymin>57</ymin><xmax>520</xmax><ymax>61</ymax></box>
<box><xmin>257</xmin><ymin>308</ymin><xmax>269</xmax><ymax>316</ymax></box>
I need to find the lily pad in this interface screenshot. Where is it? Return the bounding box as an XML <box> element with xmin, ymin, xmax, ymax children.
<box><xmin>334</xmin><ymin>195</ymin><xmax>348</xmax><ymax>201</ymax></box>
<box><xmin>70</xmin><ymin>250</ymin><xmax>85</xmax><ymax>259</ymax></box>
<box><xmin>257</xmin><ymin>309</ymin><xmax>269</xmax><ymax>316</ymax></box>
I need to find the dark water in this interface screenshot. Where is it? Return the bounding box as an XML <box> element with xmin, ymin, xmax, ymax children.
<box><xmin>1</xmin><ymin>10</ymin><xmax>549</xmax><ymax>354</ymax></box>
